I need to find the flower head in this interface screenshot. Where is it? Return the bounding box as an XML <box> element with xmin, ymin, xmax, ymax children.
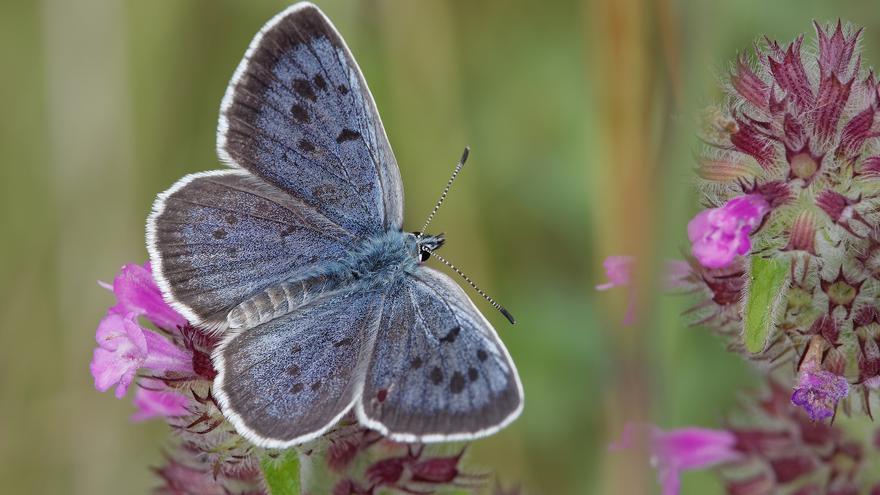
<box><xmin>611</xmin><ymin>424</ymin><xmax>740</xmax><ymax>495</ymax></box>
<box><xmin>90</xmin><ymin>312</ymin><xmax>192</xmax><ymax>398</ymax></box>
<box><xmin>106</xmin><ymin>262</ymin><xmax>186</xmax><ymax>331</ymax></box>
<box><xmin>687</xmin><ymin>194</ymin><xmax>769</xmax><ymax>269</ymax></box>
<box><xmin>791</xmin><ymin>368</ymin><xmax>850</xmax><ymax>421</ymax></box>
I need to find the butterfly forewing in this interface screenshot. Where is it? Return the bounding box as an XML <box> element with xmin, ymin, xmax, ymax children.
<box><xmin>147</xmin><ymin>170</ymin><xmax>356</xmax><ymax>328</ymax></box>
<box><xmin>358</xmin><ymin>267</ymin><xmax>524</xmax><ymax>442</ymax></box>
<box><xmin>217</xmin><ymin>3</ymin><xmax>403</xmax><ymax>238</ymax></box>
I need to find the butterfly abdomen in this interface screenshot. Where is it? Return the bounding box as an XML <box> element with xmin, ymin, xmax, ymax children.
<box><xmin>227</xmin><ymin>275</ymin><xmax>340</xmax><ymax>329</ymax></box>
<box><xmin>226</xmin><ymin>232</ymin><xmax>417</xmax><ymax>329</ymax></box>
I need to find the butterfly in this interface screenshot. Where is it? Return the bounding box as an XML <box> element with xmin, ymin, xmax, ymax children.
<box><xmin>146</xmin><ymin>2</ymin><xmax>523</xmax><ymax>448</ymax></box>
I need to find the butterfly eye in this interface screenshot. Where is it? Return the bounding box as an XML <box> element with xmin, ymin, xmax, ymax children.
<box><xmin>419</xmin><ymin>249</ymin><xmax>432</xmax><ymax>262</ymax></box>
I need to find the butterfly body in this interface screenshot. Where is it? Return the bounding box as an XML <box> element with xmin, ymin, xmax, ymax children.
<box><xmin>146</xmin><ymin>2</ymin><xmax>522</xmax><ymax>448</ymax></box>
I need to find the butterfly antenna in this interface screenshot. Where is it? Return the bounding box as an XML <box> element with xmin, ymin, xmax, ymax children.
<box><xmin>430</xmin><ymin>251</ymin><xmax>516</xmax><ymax>325</ymax></box>
<box><xmin>419</xmin><ymin>147</ymin><xmax>470</xmax><ymax>238</ymax></box>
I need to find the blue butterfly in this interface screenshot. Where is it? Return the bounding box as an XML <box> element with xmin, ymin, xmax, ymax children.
<box><xmin>146</xmin><ymin>2</ymin><xmax>522</xmax><ymax>448</ymax></box>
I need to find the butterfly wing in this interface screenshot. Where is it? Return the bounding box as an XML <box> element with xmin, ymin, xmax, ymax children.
<box><xmin>217</xmin><ymin>3</ymin><xmax>403</xmax><ymax>238</ymax></box>
<box><xmin>357</xmin><ymin>267</ymin><xmax>524</xmax><ymax>442</ymax></box>
<box><xmin>147</xmin><ymin>169</ymin><xmax>356</xmax><ymax>328</ymax></box>
<box><xmin>213</xmin><ymin>285</ymin><xmax>384</xmax><ymax>448</ymax></box>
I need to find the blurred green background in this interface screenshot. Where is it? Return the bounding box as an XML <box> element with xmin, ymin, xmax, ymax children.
<box><xmin>2</xmin><ymin>0</ymin><xmax>878</xmax><ymax>493</ymax></box>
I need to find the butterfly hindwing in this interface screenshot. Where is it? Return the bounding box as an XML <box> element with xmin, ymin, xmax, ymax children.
<box><xmin>147</xmin><ymin>169</ymin><xmax>356</xmax><ymax>328</ymax></box>
<box><xmin>357</xmin><ymin>267</ymin><xmax>524</xmax><ymax>442</ymax></box>
<box><xmin>213</xmin><ymin>285</ymin><xmax>384</xmax><ymax>448</ymax></box>
<box><xmin>218</xmin><ymin>3</ymin><xmax>403</xmax><ymax>238</ymax></box>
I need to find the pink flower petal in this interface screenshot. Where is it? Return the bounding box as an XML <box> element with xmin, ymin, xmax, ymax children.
<box><xmin>91</xmin><ymin>313</ymin><xmax>148</xmax><ymax>397</ymax></box>
<box><xmin>131</xmin><ymin>383</ymin><xmax>190</xmax><ymax>422</ymax></box>
<box><xmin>90</xmin><ymin>312</ymin><xmax>191</xmax><ymax>398</ymax></box>
<box><xmin>142</xmin><ymin>330</ymin><xmax>193</xmax><ymax>374</ymax></box>
<box><xmin>595</xmin><ymin>256</ymin><xmax>638</xmax><ymax>325</ymax></box>
<box><xmin>110</xmin><ymin>262</ymin><xmax>187</xmax><ymax>331</ymax></box>
<box><xmin>596</xmin><ymin>255</ymin><xmax>634</xmax><ymax>290</ymax></box>
<box><xmin>612</xmin><ymin>424</ymin><xmax>740</xmax><ymax>495</ymax></box>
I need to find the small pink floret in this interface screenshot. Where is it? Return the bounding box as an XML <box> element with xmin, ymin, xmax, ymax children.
<box><xmin>90</xmin><ymin>312</ymin><xmax>192</xmax><ymax>398</ymax></box>
<box><xmin>611</xmin><ymin>424</ymin><xmax>740</xmax><ymax>495</ymax></box>
<box><xmin>688</xmin><ymin>195</ymin><xmax>769</xmax><ymax>269</ymax></box>
<box><xmin>596</xmin><ymin>256</ymin><xmax>636</xmax><ymax>324</ymax></box>
<box><xmin>131</xmin><ymin>382</ymin><xmax>190</xmax><ymax>422</ymax></box>
<box><xmin>596</xmin><ymin>255</ymin><xmax>634</xmax><ymax>290</ymax></box>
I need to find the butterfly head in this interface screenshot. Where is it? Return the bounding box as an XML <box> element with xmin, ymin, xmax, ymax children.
<box><xmin>411</xmin><ymin>232</ymin><xmax>445</xmax><ymax>263</ymax></box>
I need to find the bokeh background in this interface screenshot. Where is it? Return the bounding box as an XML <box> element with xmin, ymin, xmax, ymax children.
<box><xmin>2</xmin><ymin>0</ymin><xmax>878</xmax><ymax>493</ymax></box>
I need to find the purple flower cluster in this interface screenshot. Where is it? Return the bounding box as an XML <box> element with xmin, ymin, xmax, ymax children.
<box><xmin>91</xmin><ymin>262</ymin><xmax>499</xmax><ymax>493</ymax></box>
<box><xmin>92</xmin><ymin>263</ymin><xmax>191</xmax><ymax>400</ymax></box>
<box><xmin>605</xmin><ymin>21</ymin><xmax>880</xmax><ymax>495</ymax></box>
<box><xmin>92</xmin><ymin>263</ymin><xmax>264</xmax><ymax>491</ymax></box>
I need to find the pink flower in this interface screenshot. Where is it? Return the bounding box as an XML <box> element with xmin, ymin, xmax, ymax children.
<box><xmin>105</xmin><ymin>262</ymin><xmax>186</xmax><ymax>331</ymax></box>
<box><xmin>687</xmin><ymin>195</ymin><xmax>769</xmax><ymax>269</ymax></box>
<box><xmin>596</xmin><ymin>256</ymin><xmax>636</xmax><ymax>324</ymax></box>
<box><xmin>131</xmin><ymin>381</ymin><xmax>190</xmax><ymax>422</ymax></box>
<box><xmin>90</xmin><ymin>313</ymin><xmax>193</xmax><ymax>398</ymax></box>
<box><xmin>596</xmin><ymin>256</ymin><xmax>634</xmax><ymax>290</ymax></box>
<box><xmin>611</xmin><ymin>424</ymin><xmax>740</xmax><ymax>495</ymax></box>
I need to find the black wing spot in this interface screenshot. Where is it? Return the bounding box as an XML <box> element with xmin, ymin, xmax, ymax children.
<box><xmin>291</xmin><ymin>345</ymin><xmax>302</xmax><ymax>354</ymax></box>
<box><xmin>449</xmin><ymin>372</ymin><xmax>466</xmax><ymax>394</ymax></box>
<box><xmin>313</xmin><ymin>184</ymin><xmax>342</xmax><ymax>202</ymax></box>
<box><xmin>291</xmin><ymin>383</ymin><xmax>304</xmax><ymax>394</ymax></box>
<box><xmin>291</xmin><ymin>104</ymin><xmax>309</xmax><ymax>123</ymax></box>
<box><xmin>440</xmin><ymin>326</ymin><xmax>461</xmax><ymax>344</ymax></box>
<box><xmin>334</xmin><ymin>337</ymin><xmax>353</xmax><ymax>347</ymax></box>
<box><xmin>410</xmin><ymin>356</ymin><xmax>423</xmax><ymax>369</ymax></box>
<box><xmin>298</xmin><ymin>139</ymin><xmax>316</xmax><ymax>152</ymax></box>
<box><xmin>429</xmin><ymin>367</ymin><xmax>443</xmax><ymax>385</ymax></box>
<box><xmin>311</xmin><ymin>381</ymin><xmax>322</xmax><ymax>391</ymax></box>
<box><xmin>226</xmin><ymin>247</ymin><xmax>237</xmax><ymax>256</ymax></box>
<box><xmin>281</xmin><ymin>225</ymin><xmax>298</xmax><ymax>238</ymax></box>
<box><xmin>312</xmin><ymin>74</ymin><xmax>327</xmax><ymax>91</ymax></box>
<box><xmin>336</xmin><ymin>128</ymin><xmax>360</xmax><ymax>143</ymax></box>
<box><xmin>224</xmin><ymin>214</ymin><xmax>238</xmax><ymax>225</ymax></box>
<box><xmin>212</xmin><ymin>228</ymin><xmax>227</xmax><ymax>240</ymax></box>
<box><xmin>477</xmin><ymin>349</ymin><xmax>488</xmax><ymax>362</ymax></box>
<box><xmin>337</xmin><ymin>84</ymin><xmax>349</xmax><ymax>94</ymax></box>
<box><xmin>292</xmin><ymin>78</ymin><xmax>317</xmax><ymax>101</ymax></box>
<box><xmin>468</xmin><ymin>367</ymin><xmax>479</xmax><ymax>381</ymax></box>
<box><xmin>287</xmin><ymin>365</ymin><xmax>300</xmax><ymax>376</ymax></box>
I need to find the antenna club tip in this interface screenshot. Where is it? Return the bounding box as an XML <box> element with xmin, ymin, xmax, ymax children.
<box><xmin>499</xmin><ymin>307</ymin><xmax>516</xmax><ymax>325</ymax></box>
<box><xmin>460</xmin><ymin>147</ymin><xmax>470</xmax><ymax>163</ymax></box>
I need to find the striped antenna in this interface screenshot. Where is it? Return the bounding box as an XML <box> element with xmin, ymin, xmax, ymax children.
<box><xmin>431</xmin><ymin>251</ymin><xmax>516</xmax><ymax>325</ymax></box>
<box><xmin>419</xmin><ymin>147</ymin><xmax>469</xmax><ymax>238</ymax></box>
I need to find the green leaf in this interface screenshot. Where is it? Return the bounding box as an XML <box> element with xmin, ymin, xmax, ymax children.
<box><xmin>260</xmin><ymin>449</ymin><xmax>300</xmax><ymax>495</ymax></box>
<box><xmin>743</xmin><ymin>256</ymin><xmax>790</xmax><ymax>354</ymax></box>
